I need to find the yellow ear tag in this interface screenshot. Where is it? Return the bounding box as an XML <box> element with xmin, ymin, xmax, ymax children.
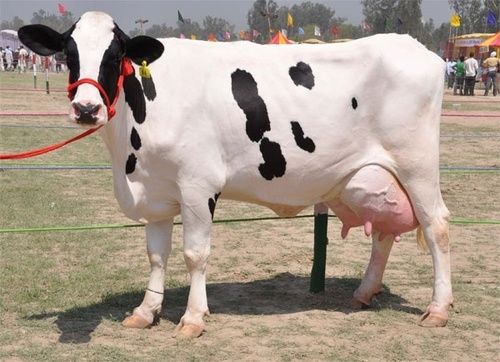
<box><xmin>139</xmin><ymin>60</ymin><xmax>151</xmax><ymax>78</ymax></box>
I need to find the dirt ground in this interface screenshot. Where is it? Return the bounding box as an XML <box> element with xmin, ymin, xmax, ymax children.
<box><xmin>0</xmin><ymin>74</ymin><xmax>499</xmax><ymax>361</ymax></box>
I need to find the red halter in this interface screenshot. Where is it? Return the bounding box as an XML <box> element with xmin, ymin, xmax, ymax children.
<box><xmin>0</xmin><ymin>58</ymin><xmax>135</xmax><ymax>160</ymax></box>
<box><xmin>67</xmin><ymin>57</ymin><xmax>134</xmax><ymax>121</ymax></box>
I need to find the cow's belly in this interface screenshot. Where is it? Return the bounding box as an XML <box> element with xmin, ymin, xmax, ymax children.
<box><xmin>327</xmin><ymin>165</ymin><xmax>418</xmax><ymax>241</ymax></box>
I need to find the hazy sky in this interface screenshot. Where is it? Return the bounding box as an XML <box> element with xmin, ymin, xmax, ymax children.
<box><xmin>0</xmin><ymin>0</ymin><xmax>453</xmax><ymax>32</ymax></box>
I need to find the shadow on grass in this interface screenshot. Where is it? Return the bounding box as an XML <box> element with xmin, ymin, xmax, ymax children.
<box><xmin>28</xmin><ymin>272</ymin><xmax>422</xmax><ymax>344</ymax></box>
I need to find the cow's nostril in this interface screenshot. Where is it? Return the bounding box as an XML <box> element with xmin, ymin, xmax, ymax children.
<box><xmin>73</xmin><ymin>102</ymin><xmax>101</xmax><ymax>123</ymax></box>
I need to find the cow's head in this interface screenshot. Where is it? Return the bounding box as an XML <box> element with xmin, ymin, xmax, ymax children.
<box><xmin>18</xmin><ymin>11</ymin><xmax>164</xmax><ymax>126</ymax></box>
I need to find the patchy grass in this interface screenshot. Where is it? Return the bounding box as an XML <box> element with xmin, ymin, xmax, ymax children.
<box><xmin>0</xmin><ymin>73</ymin><xmax>499</xmax><ymax>360</ymax></box>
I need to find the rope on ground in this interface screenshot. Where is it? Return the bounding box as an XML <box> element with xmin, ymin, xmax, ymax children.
<box><xmin>1</xmin><ymin>164</ymin><xmax>498</xmax><ymax>172</ymax></box>
<box><xmin>0</xmin><ymin>215</ymin><xmax>498</xmax><ymax>234</ymax></box>
<box><xmin>0</xmin><ymin>112</ymin><xmax>66</xmax><ymax>116</ymax></box>
<box><xmin>441</xmin><ymin>113</ymin><xmax>500</xmax><ymax>118</ymax></box>
<box><xmin>0</xmin><ymin>87</ymin><xmax>66</xmax><ymax>92</ymax></box>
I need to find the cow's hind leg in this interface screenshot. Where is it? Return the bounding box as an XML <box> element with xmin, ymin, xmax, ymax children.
<box><xmin>123</xmin><ymin>219</ymin><xmax>173</xmax><ymax>329</ymax></box>
<box><xmin>417</xmin><ymin>217</ymin><xmax>452</xmax><ymax>327</ymax></box>
<box><xmin>352</xmin><ymin>233</ymin><xmax>394</xmax><ymax>308</ymax></box>
<box><xmin>399</xmin><ymin>175</ymin><xmax>453</xmax><ymax>327</ymax></box>
<box><xmin>173</xmin><ymin>197</ymin><xmax>214</xmax><ymax>339</ymax></box>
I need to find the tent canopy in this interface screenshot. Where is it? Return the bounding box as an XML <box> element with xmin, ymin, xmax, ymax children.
<box><xmin>480</xmin><ymin>32</ymin><xmax>500</xmax><ymax>47</ymax></box>
<box><xmin>269</xmin><ymin>31</ymin><xmax>292</xmax><ymax>44</ymax></box>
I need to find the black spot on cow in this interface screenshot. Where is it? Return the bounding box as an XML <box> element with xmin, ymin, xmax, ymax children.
<box><xmin>65</xmin><ymin>36</ymin><xmax>80</xmax><ymax>85</ymax></box>
<box><xmin>130</xmin><ymin>127</ymin><xmax>142</xmax><ymax>150</ymax></box>
<box><xmin>289</xmin><ymin>62</ymin><xmax>315</xmax><ymax>90</ymax></box>
<box><xmin>123</xmin><ymin>74</ymin><xmax>146</xmax><ymax>124</ymax></box>
<box><xmin>258</xmin><ymin>138</ymin><xmax>287</xmax><ymax>180</ymax></box>
<box><xmin>290</xmin><ymin>121</ymin><xmax>315</xmax><ymax>153</ymax></box>
<box><xmin>231</xmin><ymin>69</ymin><xmax>271</xmax><ymax>143</ymax></box>
<box><xmin>98</xmin><ymin>35</ymin><xmax>124</xmax><ymax>103</ymax></box>
<box><xmin>352</xmin><ymin>97</ymin><xmax>358</xmax><ymax>109</ymax></box>
<box><xmin>141</xmin><ymin>77</ymin><xmax>157</xmax><ymax>101</ymax></box>
<box><xmin>208</xmin><ymin>192</ymin><xmax>221</xmax><ymax>220</ymax></box>
<box><xmin>125</xmin><ymin>153</ymin><xmax>137</xmax><ymax>174</ymax></box>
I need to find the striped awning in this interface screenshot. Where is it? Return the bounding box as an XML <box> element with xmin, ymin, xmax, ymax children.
<box><xmin>480</xmin><ymin>32</ymin><xmax>500</xmax><ymax>47</ymax></box>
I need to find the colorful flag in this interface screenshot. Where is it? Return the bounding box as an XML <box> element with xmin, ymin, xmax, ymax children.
<box><xmin>298</xmin><ymin>27</ymin><xmax>305</xmax><ymax>36</ymax></box>
<box><xmin>361</xmin><ymin>20</ymin><xmax>370</xmax><ymax>32</ymax></box>
<box><xmin>177</xmin><ymin>10</ymin><xmax>185</xmax><ymax>24</ymax></box>
<box><xmin>331</xmin><ymin>25</ymin><xmax>339</xmax><ymax>36</ymax></box>
<box><xmin>179</xmin><ymin>33</ymin><xmax>186</xmax><ymax>39</ymax></box>
<box><xmin>287</xmin><ymin>13</ymin><xmax>294</xmax><ymax>27</ymax></box>
<box><xmin>314</xmin><ymin>25</ymin><xmax>321</xmax><ymax>37</ymax></box>
<box><xmin>450</xmin><ymin>14</ymin><xmax>461</xmax><ymax>27</ymax></box>
<box><xmin>57</xmin><ymin>3</ymin><xmax>65</xmax><ymax>15</ymax></box>
<box><xmin>281</xmin><ymin>29</ymin><xmax>288</xmax><ymax>37</ymax></box>
<box><xmin>208</xmin><ymin>33</ymin><xmax>217</xmax><ymax>42</ymax></box>
<box><xmin>224</xmin><ymin>31</ymin><xmax>231</xmax><ymax>41</ymax></box>
<box><xmin>252</xmin><ymin>29</ymin><xmax>261</xmax><ymax>39</ymax></box>
<box><xmin>191</xmin><ymin>34</ymin><xmax>197</xmax><ymax>40</ymax></box>
<box><xmin>216</xmin><ymin>32</ymin><xmax>224</xmax><ymax>41</ymax></box>
<box><xmin>486</xmin><ymin>10</ymin><xmax>497</xmax><ymax>27</ymax></box>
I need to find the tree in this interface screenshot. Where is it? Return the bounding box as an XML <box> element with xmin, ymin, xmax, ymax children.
<box><xmin>394</xmin><ymin>0</ymin><xmax>423</xmax><ymax>37</ymax></box>
<box><xmin>30</xmin><ymin>9</ymin><xmax>75</xmax><ymax>33</ymax></box>
<box><xmin>448</xmin><ymin>0</ymin><xmax>485</xmax><ymax>34</ymax></box>
<box><xmin>289</xmin><ymin>1</ymin><xmax>337</xmax><ymax>38</ymax></box>
<box><xmin>362</xmin><ymin>0</ymin><xmax>398</xmax><ymax>34</ymax></box>
<box><xmin>247</xmin><ymin>0</ymin><xmax>279</xmax><ymax>43</ymax></box>
<box><xmin>0</xmin><ymin>16</ymin><xmax>25</xmax><ymax>31</ymax></box>
<box><xmin>144</xmin><ymin>24</ymin><xmax>176</xmax><ymax>38</ymax></box>
<box><xmin>202</xmin><ymin>16</ymin><xmax>235</xmax><ymax>40</ymax></box>
<box><xmin>432</xmin><ymin>22</ymin><xmax>451</xmax><ymax>55</ymax></box>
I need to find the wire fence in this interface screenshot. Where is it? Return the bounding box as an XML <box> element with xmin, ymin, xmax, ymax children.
<box><xmin>1</xmin><ymin>214</ymin><xmax>498</xmax><ymax>235</ymax></box>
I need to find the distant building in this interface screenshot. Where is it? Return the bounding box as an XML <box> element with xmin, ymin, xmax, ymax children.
<box><xmin>0</xmin><ymin>29</ymin><xmax>20</xmax><ymax>49</ymax></box>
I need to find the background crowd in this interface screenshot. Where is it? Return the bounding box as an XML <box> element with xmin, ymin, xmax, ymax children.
<box><xmin>446</xmin><ymin>51</ymin><xmax>499</xmax><ymax>96</ymax></box>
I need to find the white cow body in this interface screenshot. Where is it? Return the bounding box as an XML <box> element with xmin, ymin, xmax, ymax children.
<box><xmin>104</xmin><ymin>36</ymin><xmax>443</xmax><ymax>220</ymax></box>
<box><xmin>19</xmin><ymin>12</ymin><xmax>452</xmax><ymax>337</ymax></box>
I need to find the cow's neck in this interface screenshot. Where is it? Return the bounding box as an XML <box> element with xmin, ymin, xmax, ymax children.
<box><xmin>100</xmin><ymin>73</ymin><xmax>146</xmax><ymax>173</ymax></box>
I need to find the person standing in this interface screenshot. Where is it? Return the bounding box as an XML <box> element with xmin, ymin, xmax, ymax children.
<box><xmin>18</xmin><ymin>45</ymin><xmax>28</xmax><ymax>73</ymax></box>
<box><xmin>446</xmin><ymin>58</ymin><xmax>456</xmax><ymax>89</ymax></box>
<box><xmin>464</xmin><ymin>52</ymin><xmax>479</xmax><ymax>96</ymax></box>
<box><xmin>453</xmin><ymin>55</ymin><xmax>465</xmax><ymax>95</ymax></box>
<box><xmin>4</xmin><ymin>45</ymin><xmax>13</xmax><ymax>71</ymax></box>
<box><xmin>482</xmin><ymin>51</ymin><xmax>499</xmax><ymax>96</ymax></box>
<box><xmin>0</xmin><ymin>47</ymin><xmax>5</xmax><ymax>71</ymax></box>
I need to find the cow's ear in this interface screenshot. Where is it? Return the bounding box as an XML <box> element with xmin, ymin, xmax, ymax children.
<box><xmin>18</xmin><ymin>24</ymin><xmax>64</xmax><ymax>56</ymax></box>
<box><xmin>125</xmin><ymin>36</ymin><xmax>164</xmax><ymax>65</ymax></box>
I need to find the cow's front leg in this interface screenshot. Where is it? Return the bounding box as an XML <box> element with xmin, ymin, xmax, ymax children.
<box><xmin>123</xmin><ymin>219</ymin><xmax>173</xmax><ymax>329</ymax></box>
<box><xmin>173</xmin><ymin>198</ymin><xmax>214</xmax><ymax>338</ymax></box>
<box><xmin>352</xmin><ymin>233</ymin><xmax>394</xmax><ymax>308</ymax></box>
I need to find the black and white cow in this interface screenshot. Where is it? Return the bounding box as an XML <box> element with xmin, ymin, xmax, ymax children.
<box><xmin>18</xmin><ymin>11</ymin><xmax>452</xmax><ymax>338</ymax></box>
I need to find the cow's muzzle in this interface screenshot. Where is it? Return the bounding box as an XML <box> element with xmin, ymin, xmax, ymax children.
<box><xmin>72</xmin><ymin>102</ymin><xmax>102</xmax><ymax>124</ymax></box>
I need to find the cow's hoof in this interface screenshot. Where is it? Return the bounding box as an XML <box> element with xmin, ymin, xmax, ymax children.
<box><xmin>351</xmin><ymin>297</ymin><xmax>371</xmax><ymax>310</ymax></box>
<box><xmin>122</xmin><ymin>313</ymin><xmax>152</xmax><ymax>329</ymax></box>
<box><xmin>418</xmin><ymin>305</ymin><xmax>448</xmax><ymax>327</ymax></box>
<box><xmin>173</xmin><ymin>323</ymin><xmax>204</xmax><ymax>339</ymax></box>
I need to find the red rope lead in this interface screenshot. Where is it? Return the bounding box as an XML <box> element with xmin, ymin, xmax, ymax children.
<box><xmin>0</xmin><ymin>58</ymin><xmax>133</xmax><ymax>160</ymax></box>
<box><xmin>0</xmin><ymin>126</ymin><xmax>102</xmax><ymax>160</ymax></box>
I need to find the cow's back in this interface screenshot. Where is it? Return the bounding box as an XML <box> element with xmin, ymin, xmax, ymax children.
<box><xmin>138</xmin><ymin>34</ymin><xmax>444</xmax><ymax>208</ymax></box>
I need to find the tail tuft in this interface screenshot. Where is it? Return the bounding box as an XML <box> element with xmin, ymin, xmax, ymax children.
<box><xmin>416</xmin><ymin>226</ymin><xmax>429</xmax><ymax>252</ymax></box>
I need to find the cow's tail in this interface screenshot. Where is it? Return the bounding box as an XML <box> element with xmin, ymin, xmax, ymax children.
<box><xmin>416</xmin><ymin>226</ymin><xmax>428</xmax><ymax>252</ymax></box>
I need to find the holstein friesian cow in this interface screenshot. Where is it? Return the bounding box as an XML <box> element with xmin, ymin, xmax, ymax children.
<box><xmin>19</xmin><ymin>12</ymin><xmax>453</xmax><ymax>338</ymax></box>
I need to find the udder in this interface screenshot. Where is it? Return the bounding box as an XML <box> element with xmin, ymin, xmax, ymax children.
<box><xmin>327</xmin><ymin>165</ymin><xmax>418</xmax><ymax>241</ymax></box>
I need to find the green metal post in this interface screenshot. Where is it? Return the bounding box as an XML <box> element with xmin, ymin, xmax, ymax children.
<box><xmin>310</xmin><ymin>203</ymin><xmax>328</xmax><ymax>293</ymax></box>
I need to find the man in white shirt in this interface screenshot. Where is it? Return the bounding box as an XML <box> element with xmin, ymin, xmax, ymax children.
<box><xmin>18</xmin><ymin>45</ymin><xmax>28</xmax><ymax>73</ymax></box>
<box><xmin>446</xmin><ymin>58</ymin><xmax>456</xmax><ymax>89</ymax></box>
<box><xmin>4</xmin><ymin>46</ymin><xmax>13</xmax><ymax>71</ymax></box>
<box><xmin>464</xmin><ymin>52</ymin><xmax>479</xmax><ymax>96</ymax></box>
